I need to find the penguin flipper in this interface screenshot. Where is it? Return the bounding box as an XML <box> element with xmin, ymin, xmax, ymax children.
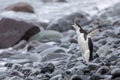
<box><xmin>87</xmin><ymin>28</ymin><xmax>100</xmax><ymax>38</ymax></box>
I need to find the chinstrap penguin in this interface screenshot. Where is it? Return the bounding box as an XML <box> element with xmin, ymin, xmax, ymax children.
<box><xmin>72</xmin><ymin>22</ymin><xmax>94</xmax><ymax>62</ymax></box>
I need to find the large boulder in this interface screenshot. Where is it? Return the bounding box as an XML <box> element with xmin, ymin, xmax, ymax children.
<box><xmin>0</xmin><ymin>18</ymin><xmax>40</xmax><ymax>49</ymax></box>
<box><xmin>4</xmin><ymin>2</ymin><xmax>34</xmax><ymax>13</ymax></box>
<box><xmin>47</xmin><ymin>12</ymin><xmax>90</xmax><ymax>32</ymax></box>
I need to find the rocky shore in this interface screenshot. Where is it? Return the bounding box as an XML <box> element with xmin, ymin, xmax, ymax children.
<box><xmin>0</xmin><ymin>0</ymin><xmax>120</xmax><ymax>80</ymax></box>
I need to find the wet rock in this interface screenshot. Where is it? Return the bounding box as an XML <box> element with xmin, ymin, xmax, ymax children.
<box><xmin>96</xmin><ymin>44</ymin><xmax>110</xmax><ymax>57</ymax></box>
<box><xmin>88</xmin><ymin>63</ymin><xmax>99</xmax><ymax>71</ymax></box>
<box><xmin>41</xmin><ymin>63</ymin><xmax>55</xmax><ymax>74</ymax></box>
<box><xmin>13</xmin><ymin>40</ymin><xmax>27</xmax><ymax>50</ymax></box>
<box><xmin>111</xmin><ymin>68</ymin><xmax>120</xmax><ymax>79</ymax></box>
<box><xmin>10</xmin><ymin>53</ymin><xmax>41</xmax><ymax>62</ymax></box>
<box><xmin>5</xmin><ymin>63</ymin><xmax>13</xmax><ymax>68</ymax></box>
<box><xmin>4</xmin><ymin>2</ymin><xmax>34</xmax><ymax>13</ymax></box>
<box><xmin>22</xmin><ymin>68</ymin><xmax>31</xmax><ymax>78</ymax></box>
<box><xmin>96</xmin><ymin>66</ymin><xmax>109</xmax><ymax>75</ymax></box>
<box><xmin>0</xmin><ymin>18</ymin><xmax>40</xmax><ymax>49</ymax></box>
<box><xmin>107</xmin><ymin>55</ymin><xmax>119</xmax><ymax>62</ymax></box>
<box><xmin>0</xmin><ymin>72</ymin><xmax>10</xmax><ymax>79</ymax></box>
<box><xmin>50</xmin><ymin>74</ymin><xmax>61</xmax><ymax>80</ymax></box>
<box><xmin>41</xmin><ymin>53</ymin><xmax>69</xmax><ymax>62</ymax></box>
<box><xmin>41</xmin><ymin>0</ymin><xmax>67</xmax><ymax>3</ymax></box>
<box><xmin>47</xmin><ymin>12</ymin><xmax>89</xmax><ymax>32</ymax></box>
<box><xmin>30</xmin><ymin>43</ymin><xmax>54</xmax><ymax>53</ymax></box>
<box><xmin>70</xmin><ymin>75</ymin><xmax>85</xmax><ymax>80</ymax></box>
<box><xmin>39</xmin><ymin>46</ymin><xmax>66</xmax><ymax>57</ymax></box>
<box><xmin>11</xmin><ymin>70</ymin><xmax>23</xmax><ymax>77</ymax></box>
<box><xmin>90</xmin><ymin>73</ymin><xmax>104</xmax><ymax>80</ymax></box>
<box><xmin>29</xmin><ymin>30</ymin><xmax>63</xmax><ymax>42</ymax></box>
<box><xmin>6</xmin><ymin>76</ymin><xmax>23</xmax><ymax>80</ymax></box>
<box><xmin>27</xmin><ymin>40</ymin><xmax>42</xmax><ymax>51</ymax></box>
<box><xmin>0</xmin><ymin>50</ymin><xmax>19</xmax><ymax>58</ymax></box>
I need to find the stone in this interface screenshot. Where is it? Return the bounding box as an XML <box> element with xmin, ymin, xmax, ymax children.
<box><xmin>11</xmin><ymin>70</ymin><xmax>23</xmax><ymax>77</ymax></box>
<box><xmin>70</xmin><ymin>75</ymin><xmax>84</xmax><ymax>80</ymax></box>
<box><xmin>5</xmin><ymin>76</ymin><xmax>23</xmax><ymax>80</ymax></box>
<box><xmin>41</xmin><ymin>53</ymin><xmax>69</xmax><ymax>62</ymax></box>
<box><xmin>111</xmin><ymin>68</ymin><xmax>120</xmax><ymax>79</ymax></box>
<box><xmin>96</xmin><ymin>66</ymin><xmax>109</xmax><ymax>75</ymax></box>
<box><xmin>47</xmin><ymin>12</ymin><xmax>89</xmax><ymax>32</ymax></box>
<box><xmin>107</xmin><ymin>55</ymin><xmax>119</xmax><ymax>62</ymax></box>
<box><xmin>4</xmin><ymin>2</ymin><xmax>34</xmax><ymax>13</ymax></box>
<box><xmin>13</xmin><ymin>40</ymin><xmax>27</xmax><ymax>50</ymax></box>
<box><xmin>0</xmin><ymin>50</ymin><xmax>19</xmax><ymax>58</ymax></box>
<box><xmin>41</xmin><ymin>63</ymin><xmax>55</xmax><ymax>74</ymax></box>
<box><xmin>50</xmin><ymin>74</ymin><xmax>61</xmax><ymax>80</ymax></box>
<box><xmin>29</xmin><ymin>30</ymin><xmax>63</xmax><ymax>42</ymax></box>
<box><xmin>90</xmin><ymin>73</ymin><xmax>104</xmax><ymax>80</ymax></box>
<box><xmin>0</xmin><ymin>18</ymin><xmax>40</xmax><ymax>49</ymax></box>
<box><xmin>88</xmin><ymin>63</ymin><xmax>99</xmax><ymax>71</ymax></box>
<box><xmin>10</xmin><ymin>53</ymin><xmax>41</xmax><ymax>62</ymax></box>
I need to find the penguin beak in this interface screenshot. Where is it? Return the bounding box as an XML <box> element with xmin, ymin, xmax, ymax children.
<box><xmin>71</xmin><ymin>23</ymin><xmax>77</xmax><ymax>30</ymax></box>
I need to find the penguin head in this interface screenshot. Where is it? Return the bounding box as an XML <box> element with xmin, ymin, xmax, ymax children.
<box><xmin>72</xmin><ymin>21</ymin><xmax>87</xmax><ymax>35</ymax></box>
<box><xmin>72</xmin><ymin>21</ymin><xmax>83</xmax><ymax>31</ymax></box>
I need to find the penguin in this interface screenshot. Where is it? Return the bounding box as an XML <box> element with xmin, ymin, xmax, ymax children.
<box><xmin>72</xmin><ymin>22</ymin><xmax>93</xmax><ymax>62</ymax></box>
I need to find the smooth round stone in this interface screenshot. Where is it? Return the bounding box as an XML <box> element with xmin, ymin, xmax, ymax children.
<box><xmin>70</xmin><ymin>75</ymin><xmax>86</xmax><ymax>80</ymax></box>
<box><xmin>50</xmin><ymin>74</ymin><xmax>61</xmax><ymax>80</ymax></box>
<box><xmin>9</xmin><ymin>53</ymin><xmax>41</xmax><ymax>62</ymax></box>
<box><xmin>88</xmin><ymin>63</ymin><xmax>99</xmax><ymax>71</ymax></box>
<box><xmin>41</xmin><ymin>53</ymin><xmax>69</xmax><ymax>62</ymax></box>
<box><xmin>13</xmin><ymin>40</ymin><xmax>27</xmax><ymax>50</ymax></box>
<box><xmin>90</xmin><ymin>73</ymin><xmax>103</xmax><ymax>80</ymax></box>
<box><xmin>39</xmin><ymin>46</ymin><xmax>66</xmax><ymax>57</ymax></box>
<box><xmin>107</xmin><ymin>55</ymin><xmax>119</xmax><ymax>62</ymax></box>
<box><xmin>5</xmin><ymin>76</ymin><xmax>23</xmax><ymax>80</ymax></box>
<box><xmin>29</xmin><ymin>30</ymin><xmax>63</xmax><ymax>42</ymax></box>
<box><xmin>11</xmin><ymin>70</ymin><xmax>23</xmax><ymax>77</ymax></box>
<box><xmin>0</xmin><ymin>50</ymin><xmax>20</xmax><ymax>58</ymax></box>
<box><xmin>111</xmin><ymin>68</ymin><xmax>120</xmax><ymax>79</ymax></box>
<box><xmin>96</xmin><ymin>66</ymin><xmax>109</xmax><ymax>75</ymax></box>
<box><xmin>30</xmin><ymin>43</ymin><xmax>54</xmax><ymax>53</ymax></box>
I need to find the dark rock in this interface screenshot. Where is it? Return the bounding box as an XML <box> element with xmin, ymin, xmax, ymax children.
<box><xmin>4</xmin><ymin>2</ymin><xmax>34</xmax><ymax>13</ymax></box>
<box><xmin>96</xmin><ymin>66</ymin><xmax>109</xmax><ymax>75</ymax></box>
<box><xmin>4</xmin><ymin>63</ymin><xmax>13</xmax><ymax>68</ymax></box>
<box><xmin>0</xmin><ymin>18</ymin><xmax>40</xmax><ymax>49</ymax></box>
<box><xmin>13</xmin><ymin>40</ymin><xmax>27</xmax><ymax>50</ymax></box>
<box><xmin>70</xmin><ymin>75</ymin><xmax>85</xmax><ymax>80</ymax></box>
<box><xmin>111</xmin><ymin>68</ymin><xmax>120</xmax><ymax>79</ymax></box>
<box><xmin>41</xmin><ymin>63</ymin><xmax>55</xmax><ymax>74</ymax></box>
<box><xmin>47</xmin><ymin>12</ymin><xmax>89</xmax><ymax>32</ymax></box>
<box><xmin>90</xmin><ymin>73</ymin><xmax>104</xmax><ymax>80</ymax></box>
<box><xmin>88</xmin><ymin>63</ymin><xmax>99</xmax><ymax>71</ymax></box>
<box><xmin>22</xmin><ymin>68</ymin><xmax>31</xmax><ymax>78</ymax></box>
<box><xmin>56</xmin><ymin>0</ymin><xmax>67</xmax><ymax>2</ymax></box>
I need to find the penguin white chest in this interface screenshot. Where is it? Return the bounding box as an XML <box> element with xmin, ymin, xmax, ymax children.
<box><xmin>77</xmin><ymin>33</ymin><xmax>90</xmax><ymax>62</ymax></box>
<box><xmin>77</xmin><ymin>33</ymin><xmax>89</xmax><ymax>52</ymax></box>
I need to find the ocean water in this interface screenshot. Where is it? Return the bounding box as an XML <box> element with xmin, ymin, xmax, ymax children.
<box><xmin>0</xmin><ymin>0</ymin><xmax>119</xmax><ymax>23</ymax></box>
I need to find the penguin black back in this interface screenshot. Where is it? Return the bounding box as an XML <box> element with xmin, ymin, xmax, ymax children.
<box><xmin>88</xmin><ymin>38</ymin><xmax>93</xmax><ymax>61</ymax></box>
